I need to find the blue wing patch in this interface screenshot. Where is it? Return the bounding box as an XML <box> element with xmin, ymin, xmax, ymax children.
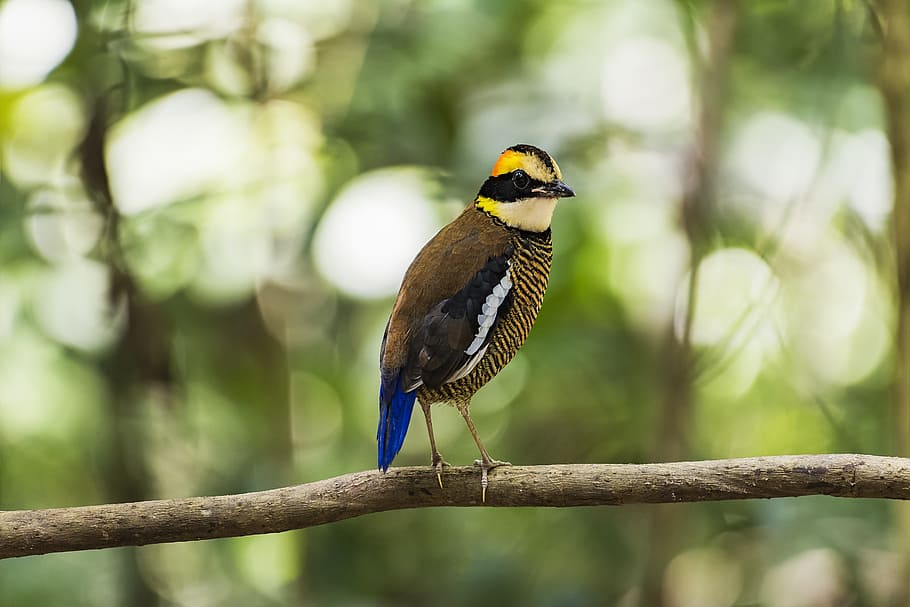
<box><xmin>377</xmin><ymin>370</ymin><xmax>417</xmax><ymax>472</ymax></box>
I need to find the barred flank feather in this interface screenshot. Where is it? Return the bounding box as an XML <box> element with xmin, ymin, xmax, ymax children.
<box><xmin>418</xmin><ymin>228</ymin><xmax>553</xmax><ymax>405</ymax></box>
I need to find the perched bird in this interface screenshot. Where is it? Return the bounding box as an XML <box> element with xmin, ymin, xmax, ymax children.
<box><xmin>377</xmin><ymin>144</ymin><xmax>574</xmax><ymax>497</ymax></box>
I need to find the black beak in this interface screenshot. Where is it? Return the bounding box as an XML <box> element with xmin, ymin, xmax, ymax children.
<box><xmin>533</xmin><ymin>180</ymin><xmax>575</xmax><ymax>198</ymax></box>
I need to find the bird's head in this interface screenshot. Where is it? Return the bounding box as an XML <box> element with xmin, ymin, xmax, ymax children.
<box><xmin>474</xmin><ymin>144</ymin><xmax>575</xmax><ymax>232</ymax></box>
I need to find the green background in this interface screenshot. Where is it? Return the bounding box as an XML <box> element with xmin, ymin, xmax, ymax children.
<box><xmin>0</xmin><ymin>0</ymin><xmax>905</xmax><ymax>605</ymax></box>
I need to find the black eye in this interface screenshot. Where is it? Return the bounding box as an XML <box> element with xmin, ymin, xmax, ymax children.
<box><xmin>512</xmin><ymin>170</ymin><xmax>530</xmax><ymax>190</ymax></box>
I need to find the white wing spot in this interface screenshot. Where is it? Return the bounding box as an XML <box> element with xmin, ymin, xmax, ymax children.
<box><xmin>465</xmin><ymin>264</ymin><xmax>512</xmax><ymax>355</ymax></box>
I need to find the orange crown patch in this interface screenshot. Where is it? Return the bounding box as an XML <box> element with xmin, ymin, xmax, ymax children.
<box><xmin>490</xmin><ymin>150</ymin><xmax>524</xmax><ymax>177</ymax></box>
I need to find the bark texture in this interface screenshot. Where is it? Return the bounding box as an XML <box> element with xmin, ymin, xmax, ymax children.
<box><xmin>2</xmin><ymin>454</ymin><xmax>910</xmax><ymax>559</ymax></box>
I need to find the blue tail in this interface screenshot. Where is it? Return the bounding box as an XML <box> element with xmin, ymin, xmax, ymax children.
<box><xmin>377</xmin><ymin>372</ymin><xmax>417</xmax><ymax>471</ymax></box>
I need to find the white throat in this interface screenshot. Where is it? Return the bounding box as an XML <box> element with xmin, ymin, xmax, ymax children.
<box><xmin>496</xmin><ymin>197</ymin><xmax>558</xmax><ymax>232</ymax></box>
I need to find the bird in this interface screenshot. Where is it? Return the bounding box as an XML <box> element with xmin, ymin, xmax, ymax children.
<box><xmin>377</xmin><ymin>144</ymin><xmax>574</xmax><ymax>499</ymax></box>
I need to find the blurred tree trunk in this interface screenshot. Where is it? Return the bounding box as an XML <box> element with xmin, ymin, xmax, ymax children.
<box><xmin>875</xmin><ymin>0</ymin><xmax>910</xmax><ymax>601</ymax></box>
<box><xmin>640</xmin><ymin>2</ymin><xmax>737</xmax><ymax>605</ymax></box>
<box><xmin>877</xmin><ymin>0</ymin><xmax>910</xmax><ymax>464</ymax></box>
<box><xmin>80</xmin><ymin>94</ymin><xmax>166</xmax><ymax>607</ymax></box>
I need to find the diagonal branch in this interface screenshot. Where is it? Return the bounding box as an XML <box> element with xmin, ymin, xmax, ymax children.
<box><xmin>2</xmin><ymin>454</ymin><xmax>909</xmax><ymax>559</ymax></box>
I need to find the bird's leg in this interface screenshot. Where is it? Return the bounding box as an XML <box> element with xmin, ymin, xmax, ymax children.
<box><xmin>420</xmin><ymin>399</ymin><xmax>449</xmax><ymax>488</ymax></box>
<box><xmin>455</xmin><ymin>400</ymin><xmax>510</xmax><ymax>502</ymax></box>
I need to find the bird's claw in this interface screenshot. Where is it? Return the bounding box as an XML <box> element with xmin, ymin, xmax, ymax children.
<box><xmin>432</xmin><ymin>455</ymin><xmax>450</xmax><ymax>489</ymax></box>
<box><xmin>474</xmin><ymin>458</ymin><xmax>511</xmax><ymax>502</ymax></box>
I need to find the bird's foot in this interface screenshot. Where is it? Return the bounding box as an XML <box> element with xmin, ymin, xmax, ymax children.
<box><xmin>473</xmin><ymin>458</ymin><xmax>511</xmax><ymax>503</ymax></box>
<box><xmin>432</xmin><ymin>454</ymin><xmax>451</xmax><ymax>489</ymax></box>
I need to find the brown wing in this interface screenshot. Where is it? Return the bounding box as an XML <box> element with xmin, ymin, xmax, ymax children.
<box><xmin>381</xmin><ymin>204</ymin><xmax>512</xmax><ymax>377</ymax></box>
<box><xmin>403</xmin><ymin>253</ymin><xmax>514</xmax><ymax>389</ymax></box>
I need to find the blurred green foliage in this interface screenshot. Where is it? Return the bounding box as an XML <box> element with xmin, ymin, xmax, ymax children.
<box><xmin>0</xmin><ymin>0</ymin><xmax>903</xmax><ymax>605</ymax></box>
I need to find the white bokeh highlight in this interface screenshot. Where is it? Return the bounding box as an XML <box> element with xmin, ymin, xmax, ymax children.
<box><xmin>106</xmin><ymin>89</ymin><xmax>250</xmax><ymax>215</ymax></box>
<box><xmin>593</xmin><ymin>147</ymin><xmax>688</xmax><ymax>331</ymax></box>
<box><xmin>2</xmin><ymin>84</ymin><xmax>85</xmax><ymax>187</ymax></box>
<box><xmin>727</xmin><ymin>112</ymin><xmax>822</xmax><ymax>205</ymax></box>
<box><xmin>26</xmin><ymin>187</ymin><xmax>103</xmax><ymax>262</ymax></box>
<box><xmin>258</xmin><ymin>18</ymin><xmax>315</xmax><ymax>91</ymax></box>
<box><xmin>33</xmin><ymin>259</ymin><xmax>124</xmax><ymax>352</ymax></box>
<box><xmin>0</xmin><ymin>0</ymin><xmax>77</xmax><ymax>89</ymax></box>
<box><xmin>787</xmin><ymin>240</ymin><xmax>890</xmax><ymax>387</ymax></box>
<box><xmin>823</xmin><ymin>129</ymin><xmax>893</xmax><ymax>232</ymax></box>
<box><xmin>601</xmin><ymin>37</ymin><xmax>692</xmax><ymax>131</ymax></box>
<box><xmin>135</xmin><ymin>0</ymin><xmax>245</xmax><ymax>48</ymax></box>
<box><xmin>678</xmin><ymin>247</ymin><xmax>780</xmax><ymax>348</ymax></box>
<box><xmin>675</xmin><ymin>248</ymin><xmax>781</xmax><ymax>395</ymax></box>
<box><xmin>313</xmin><ymin>168</ymin><xmax>441</xmax><ymax>299</ymax></box>
<box><xmin>192</xmin><ymin>195</ymin><xmax>275</xmax><ymax>302</ymax></box>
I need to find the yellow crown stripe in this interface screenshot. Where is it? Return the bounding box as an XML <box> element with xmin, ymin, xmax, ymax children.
<box><xmin>490</xmin><ymin>150</ymin><xmax>524</xmax><ymax>176</ymax></box>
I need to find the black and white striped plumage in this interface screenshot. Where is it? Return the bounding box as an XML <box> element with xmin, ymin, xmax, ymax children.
<box><xmin>402</xmin><ymin>251</ymin><xmax>514</xmax><ymax>392</ymax></box>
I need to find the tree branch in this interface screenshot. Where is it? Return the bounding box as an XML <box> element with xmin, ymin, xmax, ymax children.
<box><xmin>2</xmin><ymin>454</ymin><xmax>909</xmax><ymax>559</ymax></box>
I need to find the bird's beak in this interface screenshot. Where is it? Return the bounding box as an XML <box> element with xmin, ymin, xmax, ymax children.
<box><xmin>533</xmin><ymin>180</ymin><xmax>575</xmax><ymax>198</ymax></box>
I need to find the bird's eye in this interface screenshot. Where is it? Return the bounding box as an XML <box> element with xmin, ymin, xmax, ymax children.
<box><xmin>512</xmin><ymin>170</ymin><xmax>530</xmax><ymax>190</ymax></box>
